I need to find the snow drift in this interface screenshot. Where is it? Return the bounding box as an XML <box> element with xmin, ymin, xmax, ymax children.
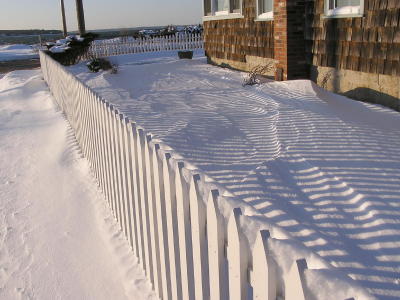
<box><xmin>68</xmin><ymin>51</ymin><xmax>400</xmax><ymax>299</ymax></box>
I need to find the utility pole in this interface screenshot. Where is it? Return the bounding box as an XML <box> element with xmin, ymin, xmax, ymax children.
<box><xmin>60</xmin><ymin>0</ymin><xmax>68</xmax><ymax>37</ymax></box>
<box><xmin>75</xmin><ymin>0</ymin><xmax>86</xmax><ymax>35</ymax></box>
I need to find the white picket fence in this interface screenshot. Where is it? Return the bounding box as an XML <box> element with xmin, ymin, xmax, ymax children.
<box><xmin>84</xmin><ymin>33</ymin><xmax>203</xmax><ymax>59</ymax></box>
<box><xmin>39</xmin><ymin>51</ymin><xmax>359</xmax><ymax>300</ymax></box>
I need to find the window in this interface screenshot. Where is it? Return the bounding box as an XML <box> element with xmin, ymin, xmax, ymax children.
<box><xmin>257</xmin><ymin>0</ymin><xmax>273</xmax><ymax>20</ymax></box>
<box><xmin>215</xmin><ymin>0</ymin><xmax>229</xmax><ymax>15</ymax></box>
<box><xmin>204</xmin><ymin>0</ymin><xmax>212</xmax><ymax>16</ymax></box>
<box><xmin>325</xmin><ymin>0</ymin><xmax>364</xmax><ymax>17</ymax></box>
<box><xmin>203</xmin><ymin>0</ymin><xmax>242</xmax><ymax>18</ymax></box>
<box><xmin>230</xmin><ymin>0</ymin><xmax>241</xmax><ymax>13</ymax></box>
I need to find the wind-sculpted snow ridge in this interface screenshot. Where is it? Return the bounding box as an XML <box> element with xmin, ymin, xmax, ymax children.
<box><xmin>69</xmin><ymin>51</ymin><xmax>400</xmax><ymax>299</ymax></box>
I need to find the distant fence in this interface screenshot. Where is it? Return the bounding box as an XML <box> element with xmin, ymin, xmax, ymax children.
<box><xmin>84</xmin><ymin>33</ymin><xmax>203</xmax><ymax>59</ymax></box>
<box><xmin>40</xmin><ymin>51</ymin><xmax>361</xmax><ymax>300</ymax></box>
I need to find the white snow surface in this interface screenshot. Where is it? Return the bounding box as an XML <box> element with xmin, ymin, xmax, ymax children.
<box><xmin>0</xmin><ymin>44</ymin><xmax>38</xmax><ymax>61</ymax></box>
<box><xmin>0</xmin><ymin>70</ymin><xmax>157</xmax><ymax>300</ymax></box>
<box><xmin>70</xmin><ymin>51</ymin><xmax>400</xmax><ymax>299</ymax></box>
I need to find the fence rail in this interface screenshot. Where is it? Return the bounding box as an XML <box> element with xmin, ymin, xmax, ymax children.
<box><xmin>40</xmin><ymin>51</ymin><xmax>361</xmax><ymax>300</ymax></box>
<box><xmin>84</xmin><ymin>33</ymin><xmax>203</xmax><ymax>59</ymax></box>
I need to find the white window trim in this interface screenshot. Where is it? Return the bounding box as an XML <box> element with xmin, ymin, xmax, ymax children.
<box><xmin>203</xmin><ymin>0</ymin><xmax>243</xmax><ymax>21</ymax></box>
<box><xmin>256</xmin><ymin>0</ymin><xmax>274</xmax><ymax>21</ymax></box>
<box><xmin>324</xmin><ymin>0</ymin><xmax>364</xmax><ymax>18</ymax></box>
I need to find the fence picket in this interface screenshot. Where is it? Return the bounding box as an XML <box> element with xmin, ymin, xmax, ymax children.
<box><xmin>251</xmin><ymin>230</ymin><xmax>276</xmax><ymax>300</ymax></box>
<box><xmin>128</xmin><ymin>122</ymin><xmax>145</xmax><ymax>265</ymax></box>
<box><xmin>227</xmin><ymin>207</ymin><xmax>248</xmax><ymax>300</ymax></box>
<box><xmin>152</xmin><ymin>144</ymin><xmax>172</xmax><ymax>300</ymax></box>
<box><xmin>285</xmin><ymin>259</ymin><xmax>308</xmax><ymax>300</ymax></box>
<box><xmin>207</xmin><ymin>189</ymin><xmax>227</xmax><ymax>300</ymax></box>
<box><xmin>163</xmin><ymin>153</ymin><xmax>182</xmax><ymax>300</ymax></box>
<box><xmin>136</xmin><ymin>129</ymin><xmax>154</xmax><ymax>283</ymax></box>
<box><xmin>175</xmin><ymin>162</ymin><xmax>195</xmax><ymax>300</ymax></box>
<box><xmin>117</xmin><ymin>113</ymin><xmax>129</xmax><ymax>240</ymax></box>
<box><xmin>144</xmin><ymin>135</ymin><xmax>162</xmax><ymax>296</ymax></box>
<box><xmin>189</xmin><ymin>174</ymin><xmax>209</xmax><ymax>300</ymax></box>
<box><xmin>122</xmin><ymin>117</ymin><xmax>136</xmax><ymax>252</ymax></box>
<box><xmin>108</xmin><ymin>105</ymin><xmax>119</xmax><ymax>219</ymax></box>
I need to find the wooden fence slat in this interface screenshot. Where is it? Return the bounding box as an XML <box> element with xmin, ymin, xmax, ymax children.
<box><xmin>152</xmin><ymin>144</ymin><xmax>172</xmax><ymax>300</ymax></box>
<box><xmin>145</xmin><ymin>135</ymin><xmax>162</xmax><ymax>296</ymax></box>
<box><xmin>112</xmin><ymin>110</ymin><xmax>124</xmax><ymax>230</ymax></box>
<box><xmin>128</xmin><ymin>122</ymin><xmax>145</xmax><ymax>264</ymax></box>
<box><xmin>163</xmin><ymin>153</ymin><xmax>183</xmax><ymax>300</ymax></box>
<box><xmin>285</xmin><ymin>259</ymin><xmax>308</xmax><ymax>300</ymax></box>
<box><xmin>120</xmin><ymin>116</ymin><xmax>134</xmax><ymax>247</ymax></box>
<box><xmin>175</xmin><ymin>162</ymin><xmax>195</xmax><ymax>300</ymax></box>
<box><xmin>189</xmin><ymin>174</ymin><xmax>209</xmax><ymax>300</ymax></box>
<box><xmin>136</xmin><ymin>128</ymin><xmax>153</xmax><ymax>282</ymax></box>
<box><xmin>207</xmin><ymin>189</ymin><xmax>228</xmax><ymax>300</ymax></box>
<box><xmin>251</xmin><ymin>230</ymin><xmax>276</xmax><ymax>300</ymax></box>
<box><xmin>117</xmin><ymin>113</ymin><xmax>129</xmax><ymax>240</ymax></box>
<box><xmin>227</xmin><ymin>207</ymin><xmax>248</xmax><ymax>300</ymax></box>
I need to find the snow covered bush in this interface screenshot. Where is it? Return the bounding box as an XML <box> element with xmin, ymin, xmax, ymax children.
<box><xmin>86</xmin><ymin>57</ymin><xmax>117</xmax><ymax>73</ymax></box>
<box><xmin>45</xmin><ymin>32</ymin><xmax>97</xmax><ymax>66</ymax></box>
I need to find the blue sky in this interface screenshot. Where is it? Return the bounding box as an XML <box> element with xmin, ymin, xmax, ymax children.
<box><xmin>0</xmin><ymin>0</ymin><xmax>203</xmax><ymax>31</ymax></box>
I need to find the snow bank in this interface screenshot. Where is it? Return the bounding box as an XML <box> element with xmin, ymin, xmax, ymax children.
<box><xmin>69</xmin><ymin>51</ymin><xmax>400</xmax><ymax>299</ymax></box>
<box><xmin>0</xmin><ymin>70</ymin><xmax>157</xmax><ymax>299</ymax></box>
<box><xmin>0</xmin><ymin>44</ymin><xmax>38</xmax><ymax>61</ymax></box>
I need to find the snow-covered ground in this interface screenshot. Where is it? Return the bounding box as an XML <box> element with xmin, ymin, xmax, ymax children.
<box><xmin>0</xmin><ymin>70</ymin><xmax>157</xmax><ymax>299</ymax></box>
<box><xmin>0</xmin><ymin>44</ymin><xmax>38</xmax><ymax>61</ymax></box>
<box><xmin>70</xmin><ymin>51</ymin><xmax>400</xmax><ymax>300</ymax></box>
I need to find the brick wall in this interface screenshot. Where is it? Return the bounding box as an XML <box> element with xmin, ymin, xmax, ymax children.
<box><xmin>204</xmin><ymin>0</ymin><xmax>307</xmax><ymax>80</ymax></box>
<box><xmin>274</xmin><ymin>0</ymin><xmax>308</xmax><ymax>80</ymax></box>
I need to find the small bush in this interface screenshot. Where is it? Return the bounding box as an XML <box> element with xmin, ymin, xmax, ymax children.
<box><xmin>86</xmin><ymin>57</ymin><xmax>116</xmax><ymax>73</ymax></box>
<box><xmin>242</xmin><ymin>62</ymin><xmax>276</xmax><ymax>86</ymax></box>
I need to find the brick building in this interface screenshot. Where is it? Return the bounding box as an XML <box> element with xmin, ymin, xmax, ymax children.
<box><xmin>203</xmin><ymin>0</ymin><xmax>400</xmax><ymax>110</ymax></box>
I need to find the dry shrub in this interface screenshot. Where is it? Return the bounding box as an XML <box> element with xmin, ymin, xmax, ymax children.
<box><xmin>242</xmin><ymin>62</ymin><xmax>276</xmax><ymax>86</ymax></box>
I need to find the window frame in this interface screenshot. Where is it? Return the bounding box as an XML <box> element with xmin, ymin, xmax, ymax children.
<box><xmin>324</xmin><ymin>0</ymin><xmax>364</xmax><ymax>18</ymax></box>
<box><xmin>203</xmin><ymin>0</ymin><xmax>243</xmax><ymax>21</ymax></box>
<box><xmin>256</xmin><ymin>0</ymin><xmax>274</xmax><ymax>21</ymax></box>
